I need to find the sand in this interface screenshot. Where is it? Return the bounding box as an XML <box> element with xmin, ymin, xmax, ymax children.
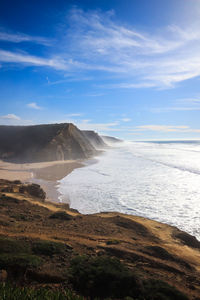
<box><xmin>0</xmin><ymin>159</ymin><xmax>84</xmax><ymax>202</ymax></box>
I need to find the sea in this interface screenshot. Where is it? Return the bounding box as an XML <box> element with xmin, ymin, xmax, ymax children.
<box><xmin>58</xmin><ymin>140</ymin><xmax>200</xmax><ymax>240</ymax></box>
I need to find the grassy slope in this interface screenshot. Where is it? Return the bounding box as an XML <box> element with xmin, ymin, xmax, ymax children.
<box><xmin>0</xmin><ymin>179</ymin><xmax>200</xmax><ymax>299</ymax></box>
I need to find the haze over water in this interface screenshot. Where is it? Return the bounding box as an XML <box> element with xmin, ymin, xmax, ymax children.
<box><xmin>59</xmin><ymin>141</ymin><xmax>200</xmax><ymax>240</ymax></box>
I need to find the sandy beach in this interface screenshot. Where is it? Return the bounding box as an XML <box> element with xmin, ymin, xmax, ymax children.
<box><xmin>0</xmin><ymin>159</ymin><xmax>83</xmax><ymax>202</ymax></box>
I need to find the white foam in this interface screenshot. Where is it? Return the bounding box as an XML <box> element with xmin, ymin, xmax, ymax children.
<box><xmin>58</xmin><ymin>141</ymin><xmax>200</xmax><ymax>240</ymax></box>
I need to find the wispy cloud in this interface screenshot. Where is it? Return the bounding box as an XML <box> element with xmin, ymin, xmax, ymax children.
<box><xmin>65</xmin><ymin>113</ymin><xmax>83</xmax><ymax>117</ymax></box>
<box><xmin>85</xmin><ymin>93</ymin><xmax>105</xmax><ymax>97</ymax></box>
<box><xmin>132</xmin><ymin>125</ymin><xmax>200</xmax><ymax>133</ymax></box>
<box><xmin>0</xmin><ymin>114</ymin><xmax>33</xmax><ymax>125</ymax></box>
<box><xmin>46</xmin><ymin>75</ymin><xmax>93</xmax><ymax>85</ymax></box>
<box><xmin>152</xmin><ymin>96</ymin><xmax>200</xmax><ymax>112</ymax></box>
<box><xmin>55</xmin><ymin>118</ymin><xmax>120</xmax><ymax>132</ymax></box>
<box><xmin>65</xmin><ymin>8</ymin><xmax>200</xmax><ymax>88</ymax></box>
<box><xmin>75</xmin><ymin>120</ymin><xmax>120</xmax><ymax>132</ymax></box>
<box><xmin>0</xmin><ymin>30</ymin><xmax>52</xmax><ymax>46</ymax></box>
<box><xmin>0</xmin><ymin>49</ymin><xmax>82</xmax><ymax>70</ymax></box>
<box><xmin>0</xmin><ymin>113</ymin><xmax>21</xmax><ymax>120</ymax></box>
<box><xmin>0</xmin><ymin>50</ymin><xmax>64</xmax><ymax>69</ymax></box>
<box><xmin>27</xmin><ymin>102</ymin><xmax>42</xmax><ymax>110</ymax></box>
<box><xmin>2</xmin><ymin>9</ymin><xmax>200</xmax><ymax>88</ymax></box>
<box><xmin>121</xmin><ymin>118</ymin><xmax>131</xmax><ymax>122</ymax></box>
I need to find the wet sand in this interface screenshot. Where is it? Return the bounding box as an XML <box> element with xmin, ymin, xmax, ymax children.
<box><xmin>0</xmin><ymin>160</ymin><xmax>84</xmax><ymax>202</ymax></box>
<box><xmin>30</xmin><ymin>161</ymin><xmax>83</xmax><ymax>202</ymax></box>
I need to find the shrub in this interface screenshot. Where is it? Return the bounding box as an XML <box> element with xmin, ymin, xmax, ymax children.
<box><xmin>0</xmin><ymin>253</ymin><xmax>42</xmax><ymax>269</ymax></box>
<box><xmin>68</xmin><ymin>255</ymin><xmax>142</xmax><ymax>298</ymax></box>
<box><xmin>10</xmin><ymin>214</ymin><xmax>29</xmax><ymax>221</ymax></box>
<box><xmin>143</xmin><ymin>279</ymin><xmax>189</xmax><ymax>300</ymax></box>
<box><xmin>106</xmin><ymin>239</ymin><xmax>120</xmax><ymax>245</ymax></box>
<box><xmin>32</xmin><ymin>240</ymin><xmax>66</xmax><ymax>256</ymax></box>
<box><xmin>0</xmin><ymin>237</ymin><xmax>42</xmax><ymax>278</ymax></box>
<box><xmin>0</xmin><ymin>283</ymin><xmax>84</xmax><ymax>300</ymax></box>
<box><xmin>49</xmin><ymin>211</ymin><xmax>73</xmax><ymax>221</ymax></box>
<box><xmin>68</xmin><ymin>255</ymin><xmax>189</xmax><ymax>300</ymax></box>
<box><xmin>0</xmin><ymin>237</ymin><xmax>31</xmax><ymax>254</ymax></box>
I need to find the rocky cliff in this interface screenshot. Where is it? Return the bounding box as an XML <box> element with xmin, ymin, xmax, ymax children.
<box><xmin>0</xmin><ymin>123</ymin><xmax>97</xmax><ymax>163</ymax></box>
<box><xmin>101</xmin><ymin>135</ymin><xmax>122</xmax><ymax>144</ymax></box>
<box><xmin>83</xmin><ymin>130</ymin><xmax>107</xmax><ymax>149</ymax></box>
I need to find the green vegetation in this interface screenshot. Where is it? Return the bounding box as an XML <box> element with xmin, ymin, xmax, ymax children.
<box><xmin>0</xmin><ymin>253</ymin><xmax>42</xmax><ymax>269</ymax></box>
<box><xmin>0</xmin><ymin>236</ymin><xmax>67</xmax><ymax>258</ymax></box>
<box><xmin>0</xmin><ymin>237</ymin><xmax>31</xmax><ymax>254</ymax></box>
<box><xmin>0</xmin><ymin>237</ymin><xmax>189</xmax><ymax>299</ymax></box>
<box><xmin>32</xmin><ymin>240</ymin><xmax>66</xmax><ymax>256</ymax></box>
<box><xmin>0</xmin><ymin>237</ymin><xmax>42</xmax><ymax>276</ymax></box>
<box><xmin>0</xmin><ymin>195</ymin><xmax>19</xmax><ymax>203</ymax></box>
<box><xmin>142</xmin><ymin>279</ymin><xmax>189</xmax><ymax>300</ymax></box>
<box><xmin>68</xmin><ymin>255</ymin><xmax>189</xmax><ymax>300</ymax></box>
<box><xmin>49</xmin><ymin>211</ymin><xmax>73</xmax><ymax>221</ymax></box>
<box><xmin>0</xmin><ymin>237</ymin><xmax>70</xmax><ymax>271</ymax></box>
<box><xmin>0</xmin><ymin>284</ymin><xmax>84</xmax><ymax>300</ymax></box>
<box><xmin>68</xmin><ymin>255</ymin><xmax>142</xmax><ymax>299</ymax></box>
<box><xmin>106</xmin><ymin>239</ymin><xmax>120</xmax><ymax>245</ymax></box>
<box><xmin>10</xmin><ymin>214</ymin><xmax>29</xmax><ymax>221</ymax></box>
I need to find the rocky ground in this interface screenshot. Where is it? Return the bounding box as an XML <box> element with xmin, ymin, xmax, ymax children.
<box><xmin>0</xmin><ymin>179</ymin><xmax>200</xmax><ymax>299</ymax></box>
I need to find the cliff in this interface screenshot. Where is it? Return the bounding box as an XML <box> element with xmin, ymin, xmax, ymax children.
<box><xmin>101</xmin><ymin>135</ymin><xmax>123</xmax><ymax>144</ymax></box>
<box><xmin>0</xmin><ymin>123</ymin><xmax>97</xmax><ymax>163</ymax></box>
<box><xmin>83</xmin><ymin>130</ymin><xmax>107</xmax><ymax>149</ymax></box>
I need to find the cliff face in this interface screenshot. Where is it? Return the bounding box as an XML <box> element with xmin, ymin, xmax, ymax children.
<box><xmin>101</xmin><ymin>135</ymin><xmax>122</xmax><ymax>144</ymax></box>
<box><xmin>0</xmin><ymin>123</ymin><xmax>97</xmax><ymax>163</ymax></box>
<box><xmin>83</xmin><ymin>130</ymin><xmax>107</xmax><ymax>149</ymax></box>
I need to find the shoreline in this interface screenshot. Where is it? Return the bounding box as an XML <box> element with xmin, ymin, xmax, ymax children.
<box><xmin>0</xmin><ymin>179</ymin><xmax>199</xmax><ymax>298</ymax></box>
<box><xmin>0</xmin><ymin>159</ymin><xmax>84</xmax><ymax>202</ymax></box>
<box><xmin>31</xmin><ymin>161</ymin><xmax>84</xmax><ymax>202</ymax></box>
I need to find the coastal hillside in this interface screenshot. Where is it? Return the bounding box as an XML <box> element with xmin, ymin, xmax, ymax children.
<box><xmin>0</xmin><ymin>179</ymin><xmax>199</xmax><ymax>299</ymax></box>
<box><xmin>0</xmin><ymin>123</ymin><xmax>98</xmax><ymax>163</ymax></box>
<box><xmin>101</xmin><ymin>135</ymin><xmax>122</xmax><ymax>144</ymax></box>
<box><xmin>83</xmin><ymin>130</ymin><xmax>107</xmax><ymax>149</ymax></box>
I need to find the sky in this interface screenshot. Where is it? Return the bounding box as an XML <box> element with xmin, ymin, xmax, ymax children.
<box><xmin>1</xmin><ymin>0</ymin><xmax>200</xmax><ymax>140</ymax></box>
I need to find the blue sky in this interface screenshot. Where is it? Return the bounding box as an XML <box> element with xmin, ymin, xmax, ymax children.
<box><xmin>1</xmin><ymin>0</ymin><xmax>200</xmax><ymax>140</ymax></box>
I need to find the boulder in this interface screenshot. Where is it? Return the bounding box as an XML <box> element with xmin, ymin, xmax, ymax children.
<box><xmin>19</xmin><ymin>184</ymin><xmax>46</xmax><ymax>201</ymax></box>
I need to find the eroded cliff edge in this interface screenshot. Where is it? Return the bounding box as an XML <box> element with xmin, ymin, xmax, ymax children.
<box><xmin>0</xmin><ymin>179</ymin><xmax>199</xmax><ymax>299</ymax></box>
<box><xmin>0</xmin><ymin>123</ymin><xmax>106</xmax><ymax>163</ymax></box>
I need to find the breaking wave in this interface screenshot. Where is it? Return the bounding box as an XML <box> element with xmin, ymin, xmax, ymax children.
<box><xmin>58</xmin><ymin>140</ymin><xmax>200</xmax><ymax>240</ymax></box>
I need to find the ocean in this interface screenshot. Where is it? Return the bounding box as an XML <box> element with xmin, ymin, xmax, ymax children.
<box><xmin>58</xmin><ymin>140</ymin><xmax>200</xmax><ymax>240</ymax></box>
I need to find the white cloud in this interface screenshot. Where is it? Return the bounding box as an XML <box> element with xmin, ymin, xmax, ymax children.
<box><xmin>47</xmin><ymin>76</ymin><xmax>93</xmax><ymax>85</ymax></box>
<box><xmin>2</xmin><ymin>9</ymin><xmax>200</xmax><ymax>88</ymax></box>
<box><xmin>101</xmin><ymin>82</ymin><xmax>157</xmax><ymax>89</ymax></box>
<box><xmin>121</xmin><ymin>118</ymin><xmax>131</xmax><ymax>122</ymax></box>
<box><xmin>0</xmin><ymin>30</ymin><xmax>51</xmax><ymax>46</ymax></box>
<box><xmin>27</xmin><ymin>102</ymin><xmax>42</xmax><ymax>110</ymax></box>
<box><xmin>74</xmin><ymin>120</ymin><xmax>120</xmax><ymax>132</ymax></box>
<box><xmin>132</xmin><ymin>125</ymin><xmax>200</xmax><ymax>133</ymax></box>
<box><xmin>0</xmin><ymin>114</ymin><xmax>20</xmax><ymax>120</ymax></box>
<box><xmin>0</xmin><ymin>114</ymin><xmax>33</xmax><ymax>125</ymax></box>
<box><xmin>65</xmin><ymin>113</ymin><xmax>83</xmax><ymax>117</ymax></box>
<box><xmin>65</xmin><ymin>9</ymin><xmax>200</xmax><ymax>88</ymax></box>
<box><xmin>152</xmin><ymin>106</ymin><xmax>200</xmax><ymax>113</ymax></box>
<box><xmin>55</xmin><ymin>118</ymin><xmax>120</xmax><ymax>133</ymax></box>
<box><xmin>0</xmin><ymin>49</ymin><xmax>77</xmax><ymax>70</ymax></box>
<box><xmin>152</xmin><ymin>96</ymin><xmax>200</xmax><ymax>112</ymax></box>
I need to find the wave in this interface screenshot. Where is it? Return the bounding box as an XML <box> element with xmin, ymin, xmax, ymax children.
<box><xmin>58</xmin><ymin>140</ymin><xmax>200</xmax><ymax>240</ymax></box>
